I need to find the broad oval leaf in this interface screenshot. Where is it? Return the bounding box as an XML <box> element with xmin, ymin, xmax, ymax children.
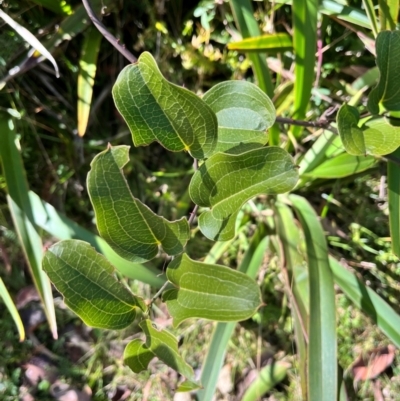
<box><xmin>112</xmin><ymin>51</ymin><xmax>217</xmax><ymax>159</ymax></box>
<box><xmin>337</xmin><ymin>104</ymin><xmax>400</xmax><ymax>156</ymax></box>
<box><xmin>368</xmin><ymin>31</ymin><xmax>400</xmax><ymax>114</ymax></box>
<box><xmin>337</xmin><ymin>104</ymin><xmax>366</xmax><ymax>155</ymax></box>
<box><xmin>202</xmin><ymin>81</ymin><xmax>275</xmax><ymax>154</ymax></box>
<box><xmin>163</xmin><ymin>253</ymin><xmax>262</xmax><ymax>326</ymax></box>
<box><xmin>87</xmin><ymin>145</ymin><xmax>190</xmax><ymax>263</ymax></box>
<box><xmin>124</xmin><ymin>339</ymin><xmax>155</xmax><ymax>373</ymax></box>
<box><xmin>42</xmin><ymin>240</ymin><xmax>145</xmax><ymax>330</ymax></box>
<box><xmin>189</xmin><ymin>147</ymin><xmax>298</xmax><ymax>241</ymax></box>
<box><xmin>227</xmin><ymin>33</ymin><xmax>293</xmax><ymax>52</ymax></box>
<box><xmin>139</xmin><ymin>319</ymin><xmax>199</xmax><ymax>387</ymax></box>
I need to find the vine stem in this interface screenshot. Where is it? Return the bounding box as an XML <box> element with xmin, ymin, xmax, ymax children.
<box><xmin>81</xmin><ymin>0</ymin><xmax>137</xmax><ymax>63</ymax></box>
<box><xmin>187</xmin><ymin>158</ymin><xmax>199</xmax><ymax>226</ymax></box>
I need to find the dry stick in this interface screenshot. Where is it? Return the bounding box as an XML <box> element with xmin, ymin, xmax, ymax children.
<box><xmin>81</xmin><ymin>0</ymin><xmax>137</xmax><ymax>63</ymax></box>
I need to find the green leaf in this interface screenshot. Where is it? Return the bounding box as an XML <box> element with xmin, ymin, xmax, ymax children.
<box><xmin>291</xmin><ymin>0</ymin><xmax>318</xmax><ymax>137</ymax></box>
<box><xmin>290</xmin><ymin>195</ymin><xmax>337</xmax><ymax>401</ymax></box>
<box><xmin>301</xmin><ymin>153</ymin><xmax>377</xmax><ymax>179</ymax></box>
<box><xmin>42</xmin><ymin>240</ymin><xmax>145</xmax><ymax>330</ymax></box>
<box><xmin>112</xmin><ymin>52</ymin><xmax>217</xmax><ymax>159</ymax></box>
<box><xmin>123</xmin><ymin>339</ymin><xmax>155</xmax><ymax>373</ymax></box>
<box><xmin>87</xmin><ymin>145</ymin><xmax>190</xmax><ymax>263</ymax></box>
<box><xmin>241</xmin><ymin>362</ymin><xmax>290</xmax><ymax>401</ymax></box>
<box><xmin>0</xmin><ymin>116</ymin><xmax>57</xmax><ymax>339</ymax></box>
<box><xmin>330</xmin><ymin>256</ymin><xmax>400</xmax><ymax>348</ymax></box>
<box><xmin>229</xmin><ymin>0</ymin><xmax>274</xmax><ymax>96</ymax></box>
<box><xmin>189</xmin><ymin>147</ymin><xmax>298</xmax><ymax>241</ymax></box>
<box><xmin>337</xmin><ymin>104</ymin><xmax>400</xmax><ymax>155</ymax></box>
<box><xmin>196</xmin><ymin>225</ymin><xmax>270</xmax><ymax>401</ymax></box>
<box><xmin>362</xmin><ymin>0</ymin><xmax>379</xmax><ymax>37</ymax></box>
<box><xmin>30</xmin><ymin>0</ymin><xmax>72</xmax><ymax>15</ymax></box>
<box><xmin>368</xmin><ymin>31</ymin><xmax>400</xmax><ymax>114</ymax></box>
<box><xmin>202</xmin><ymin>81</ymin><xmax>275</xmax><ymax>154</ymax></box>
<box><xmin>139</xmin><ymin>319</ymin><xmax>198</xmax><ymax>384</ymax></box>
<box><xmin>77</xmin><ymin>27</ymin><xmax>102</xmax><ymax>137</ymax></box>
<box><xmin>0</xmin><ymin>277</ymin><xmax>25</xmax><ymax>341</ymax></box>
<box><xmin>336</xmin><ymin>104</ymin><xmax>366</xmax><ymax>155</ymax></box>
<box><xmin>388</xmin><ymin>148</ymin><xmax>400</xmax><ymax>257</ymax></box>
<box><xmin>227</xmin><ymin>33</ymin><xmax>292</xmax><ymax>52</ymax></box>
<box><xmin>379</xmin><ymin>0</ymin><xmax>399</xmax><ymax>30</ymax></box>
<box><xmin>163</xmin><ymin>253</ymin><xmax>262</xmax><ymax>326</ymax></box>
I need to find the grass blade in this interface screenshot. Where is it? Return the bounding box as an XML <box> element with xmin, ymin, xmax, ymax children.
<box><xmin>329</xmin><ymin>256</ymin><xmax>400</xmax><ymax>347</ymax></box>
<box><xmin>27</xmin><ymin>191</ymin><xmax>165</xmax><ymax>288</ymax></box>
<box><xmin>0</xmin><ymin>9</ymin><xmax>59</xmax><ymax>77</ymax></box>
<box><xmin>0</xmin><ymin>277</ymin><xmax>25</xmax><ymax>341</ymax></box>
<box><xmin>362</xmin><ymin>0</ymin><xmax>379</xmax><ymax>37</ymax></box>
<box><xmin>77</xmin><ymin>27</ymin><xmax>102</xmax><ymax>137</ymax></box>
<box><xmin>378</xmin><ymin>0</ymin><xmax>399</xmax><ymax>30</ymax></box>
<box><xmin>197</xmin><ymin>225</ymin><xmax>269</xmax><ymax>401</ymax></box>
<box><xmin>229</xmin><ymin>0</ymin><xmax>273</xmax><ymax>97</ymax></box>
<box><xmin>291</xmin><ymin>0</ymin><xmax>318</xmax><ymax>137</ymax></box>
<box><xmin>290</xmin><ymin>195</ymin><xmax>337</xmax><ymax>401</ymax></box>
<box><xmin>387</xmin><ymin>148</ymin><xmax>400</xmax><ymax>256</ymax></box>
<box><xmin>227</xmin><ymin>33</ymin><xmax>292</xmax><ymax>52</ymax></box>
<box><xmin>241</xmin><ymin>361</ymin><xmax>289</xmax><ymax>401</ymax></box>
<box><xmin>0</xmin><ymin>117</ymin><xmax>57</xmax><ymax>339</ymax></box>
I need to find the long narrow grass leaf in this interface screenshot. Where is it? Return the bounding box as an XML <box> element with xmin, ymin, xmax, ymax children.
<box><xmin>227</xmin><ymin>33</ymin><xmax>292</xmax><ymax>52</ymax></box>
<box><xmin>378</xmin><ymin>0</ymin><xmax>399</xmax><ymax>30</ymax></box>
<box><xmin>330</xmin><ymin>256</ymin><xmax>400</xmax><ymax>347</ymax></box>
<box><xmin>0</xmin><ymin>277</ymin><xmax>25</xmax><ymax>341</ymax></box>
<box><xmin>388</xmin><ymin>148</ymin><xmax>400</xmax><ymax>257</ymax></box>
<box><xmin>197</xmin><ymin>226</ymin><xmax>269</xmax><ymax>401</ymax></box>
<box><xmin>77</xmin><ymin>27</ymin><xmax>102</xmax><ymax>137</ymax></box>
<box><xmin>229</xmin><ymin>0</ymin><xmax>274</xmax><ymax>97</ymax></box>
<box><xmin>362</xmin><ymin>0</ymin><xmax>379</xmax><ymax>37</ymax></box>
<box><xmin>241</xmin><ymin>361</ymin><xmax>289</xmax><ymax>401</ymax></box>
<box><xmin>0</xmin><ymin>117</ymin><xmax>57</xmax><ymax>338</ymax></box>
<box><xmin>290</xmin><ymin>195</ymin><xmax>337</xmax><ymax>401</ymax></box>
<box><xmin>291</xmin><ymin>0</ymin><xmax>318</xmax><ymax>137</ymax></box>
<box><xmin>0</xmin><ymin>9</ymin><xmax>59</xmax><ymax>77</ymax></box>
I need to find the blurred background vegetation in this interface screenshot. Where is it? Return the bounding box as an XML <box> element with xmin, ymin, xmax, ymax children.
<box><xmin>0</xmin><ymin>0</ymin><xmax>399</xmax><ymax>400</ymax></box>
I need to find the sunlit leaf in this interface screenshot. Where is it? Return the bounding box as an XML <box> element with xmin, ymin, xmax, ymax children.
<box><xmin>112</xmin><ymin>51</ymin><xmax>217</xmax><ymax>159</ymax></box>
<box><xmin>163</xmin><ymin>253</ymin><xmax>262</xmax><ymax>326</ymax></box>
<box><xmin>368</xmin><ymin>31</ymin><xmax>400</xmax><ymax>114</ymax></box>
<box><xmin>202</xmin><ymin>81</ymin><xmax>275</xmax><ymax>154</ymax></box>
<box><xmin>124</xmin><ymin>339</ymin><xmax>155</xmax><ymax>373</ymax></box>
<box><xmin>0</xmin><ymin>277</ymin><xmax>25</xmax><ymax>341</ymax></box>
<box><xmin>379</xmin><ymin>0</ymin><xmax>399</xmax><ymax>30</ymax></box>
<box><xmin>77</xmin><ymin>27</ymin><xmax>102</xmax><ymax>137</ymax></box>
<box><xmin>87</xmin><ymin>145</ymin><xmax>190</xmax><ymax>263</ymax></box>
<box><xmin>301</xmin><ymin>153</ymin><xmax>377</xmax><ymax>179</ymax></box>
<box><xmin>388</xmin><ymin>148</ymin><xmax>400</xmax><ymax>257</ymax></box>
<box><xmin>337</xmin><ymin>104</ymin><xmax>400</xmax><ymax>155</ymax></box>
<box><xmin>139</xmin><ymin>319</ymin><xmax>198</xmax><ymax>384</ymax></box>
<box><xmin>0</xmin><ymin>9</ymin><xmax>59</xmax><ymax>78</ymax></box>
<box><xmin>43</xmin><ymin>240</ymin><xmax>145</xmax><ymax>330</ymax></box>
<box><xmin>227</xmin><ymin>33</ymin><xmax>292</xmax><ymax>52</ymax></box>
<box><xmin>189</xmin><ymin>147</ymin><xmax>298</xmax><ymax>241</ymax></box>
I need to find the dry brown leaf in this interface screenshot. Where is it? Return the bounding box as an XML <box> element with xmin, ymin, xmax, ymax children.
<box><xmin>352</xmin><ymin>345</ymin><xmax>396</xmax><ymax>383</ymax></box>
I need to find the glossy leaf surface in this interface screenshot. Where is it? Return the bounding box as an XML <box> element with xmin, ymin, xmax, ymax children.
<box><xmin>43</xmin><ymin>240</ymin><xmax>145</xmax><ymax>330</ymax></box>
<box><xmin>337</xmin><ymin>104</ymin><xmax>400</xmax><ymax>155</ymax></box>
<box><xmin>87</xmin><ymin>145</ymin><xmax>190</xmax><ymax>263</ymax></box>
<box><xmin>163</xmin><ymin>253</ymin><xmax>262</xmax><ymax>326</ymax></box>
<box><xmin>139</xmin><ymin>319</ymin><xmax>198</xmax><ymax>385</ymax></box>
<box><xmin>227</xmin><ymin>33</ymin><xmax>292</xmax><ymax>52</ymax></box>
<box><xmin>189</xmin><ymin>147</ymin><xmax>298</xmax><ymax>241</ymax></box>
<box><xmin>112</xmin><ymin>51</ymin><xmax>217</xmax><ymax>159</ymax></box>
<box><xmin>368</xmin><ymin>31</ymin><xmax>400</xmax><ymax>114</ymax></box>
<box><xmin>202</xmin><ymin>81</ymin><xmax>275</xmax><ymax>154</ymax></box>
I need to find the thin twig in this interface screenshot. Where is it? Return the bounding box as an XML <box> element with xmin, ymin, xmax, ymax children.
<box><xmin>81</xmin><ymin>0</ymin><xmax>137</xmax><ymax>63</ymax></box>
<box><xmin>187</xmin><ymin>158</ymin><xmax>199</xmax><ymax>226</ymax></box>
<box><xmin>275</xmin><ymin>116</ymin><xmax>334</xmax><ymax>129</ymax></box>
